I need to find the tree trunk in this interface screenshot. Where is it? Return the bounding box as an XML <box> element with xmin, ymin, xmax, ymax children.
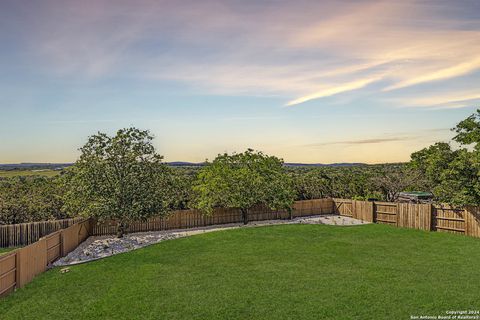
<box><xmin>241</xmin><ymin>208</ymin><xmax>248</xmax><ymax>225</ymax></box>
<box><xmin>117</xmin><ymin>221</ymin><xmax>128</xmax><ymax>238</ymax></box>
<box><xmin>288</xmin><ymin>208</ymin><xmax>293</xmax><ymax>220</ymax></box>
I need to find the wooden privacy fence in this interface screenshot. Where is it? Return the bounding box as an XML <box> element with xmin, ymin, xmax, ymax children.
<box><xmin>91</xmin><ymin>199</ymin><xmax>334</xmax><ymax>236</ymax></box>
<box><xmin>333</xmin><ymin>199</ymin><xmax>480</xmax><ymax>238</ymax></box>
<box><xmin>0</xmin><ymin>219</ymin><xmax>90</xmax><ymax>298</ymax></box>
<box><xmin>0</xmin><ymin>217</ymin><xmax>86</xmax><ymax>248</ymax></box>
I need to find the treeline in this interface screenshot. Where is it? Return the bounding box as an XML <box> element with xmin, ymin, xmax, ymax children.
<box><xmin>0</xmin><ymin>164</ymin><xmax>425</xmax><ymax>225</ymax></box>
<box><xmin>1</xmin><ymin>109</ymin><xmax>479</xmax><ymax>226</ymax></box>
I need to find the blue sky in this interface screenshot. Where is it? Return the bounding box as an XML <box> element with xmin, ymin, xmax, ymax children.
<box><xmin>0</xmin><ymin>0</ymin><xmax>479</xmax><ymax>163</ymax></box>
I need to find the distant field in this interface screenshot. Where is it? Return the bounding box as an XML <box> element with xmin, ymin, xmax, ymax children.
<box><xmin>0</xmin><ymin>170</ymin><xmax>60</xmax><ymax>178</ymax></box>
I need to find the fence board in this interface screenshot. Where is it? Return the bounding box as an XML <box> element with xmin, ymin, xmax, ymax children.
<box><xmin>16</xmin><ymin>238</ymin><xmax>47</xmax><ymax>288</ymax></box>
<box><xmin>352</xmin><ymin>201</ymin><xmax>374</xmax><ymax>222</ymax></box>
<box><xmin>433</xmin><ymin>205</ymin><xmax>465</xmax><ymax>234</ymax></box>
<box><xmin>374</xmin><ymin>202</ymin><xmax>398</xmax><ymax>225</ymax></box>
<box><xmin>0</xmin><ymin>252</ymin><xmax>17</xmax><ymax>297</ymax></box>
<box><xmin>464</xmin><ymin>206</ymin><xmax>480</xmax><ymax>238</ymax></box>
<box><xmin>398</xmin><ymin>203</ymin><xmax>431</xmax><ymax>231</ymax></box>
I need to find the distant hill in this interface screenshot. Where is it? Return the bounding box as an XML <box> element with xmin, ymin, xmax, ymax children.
<box><xmin>165</xmin><ymin>162</ymin><xmax>206</xmax><ymax>167</ymax></box>
<box><xmin>0</xmin><ymin>162</ymin><xmax>367</xmax><ymax>170</ymax></box>
<box><xmin>0</xmin><ymin>163</ymin><xmax>73</xmax><ymax>171</ymax></box>
<box><xmin>284</xmin><ymin>163</ymin><xmax>366</xmax><ymax>167</ymax></box>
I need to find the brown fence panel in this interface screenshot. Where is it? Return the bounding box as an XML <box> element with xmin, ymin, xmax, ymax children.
<box><xmin>433</xmin><ymin>205</ymin><xmax>466</xmax><ymax>234</ymax></box>
<box><xmin>61</xmin><ymin>219</ymin><xmax>91</xmax><ymax>256</ymax></box>
<box><xmin>465</xmin><ymin>206</ymin><xmax>480</xmax><ymax>238</ymax></box>
<box><xmin>293</xmin><ymin>199</ymin><xmax>333</xmax><ymax>217</ymax></box>
<box><xmin>45</xmin><ymin>231</ymin><xmax>62</xmax><ymax>265</ymax></box>
<box><xmin>352</xmin><ymin>201</ymin><xmax>374</xmax><ymax>222</ymax></box>
<box><xmin>62</xmin><ymin>224</ymin><xmax>79</xmax><ymax>256</ymax></box>
<box><xmin>0</xmin><ymin>251</ymin><xmax>17</xmax><ymax>297</ymax></box>
<box><xmin>16</xmin><ymin>238</ymin><xmax>47</xmax><ymax>288</ymax></box>
<box><xmin>333</xmin><ymin>199</ymin><xmax>353</xmax><ymax>217</ymax></box>
<box><xmin>374</xmin><ymin>202</ymin><xmax>398</xmax><ymax>225</ymax></box>
<box><xmin>398</xmin><ymin>203</ymin><xmax>432</xmax><ymax>231</ymax></box>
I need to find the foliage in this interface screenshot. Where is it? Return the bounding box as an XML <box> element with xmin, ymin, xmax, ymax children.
<box><xmin>453</xmin><ymin>109</ymin><xmax>480</xmax><ymax>150</ymax></box>
<box><xmin>410</xmin><ymin>109</ymin><xmax>480</xmax><ymax>206</ymax></box>
<box><xmin>371</xmin><ymin>165</ymin><xmax>426</xmax><ymax>202</ymax></box>
<box><xmin>1</xmin><ymin>225</ymin><xmax>480</xmax><ymax>319</ymax></box>
<box><xmin>169</xmin><ymin>168</ymin><xmax>196</xmax><ymax>210</ymax></box>
<box><xmin>290</xmin><ymin>165</ymin><xmax>406</xmax><ymax>201</ymax></box>
<box><xmin>0</xmin><ymin>176</ymin><xmax>68</xmax><ymax>224</ymax></box>
<box><xmin>61</xmin><ymin>128</ymin><xmax>176</xmax><ymax>236</ymax></box>
<box><xmin>192</xmin><ymin>149</ymin><xmax>295</xmax><ymax>222</ymax></box>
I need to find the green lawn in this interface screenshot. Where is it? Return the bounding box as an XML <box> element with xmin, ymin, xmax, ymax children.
<box><xmin>1</xmin><ymin>224</ymin><xmax>479</xmax><ymax>319</ymax></box>
<box><xmin>0</xmin><ymin>247</ymin><xmax>16</xmax><ymax>255</ymax></box>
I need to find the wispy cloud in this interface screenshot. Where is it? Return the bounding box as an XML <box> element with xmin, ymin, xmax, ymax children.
<box><xmin>384</xmin><ymin>57</ymin><xmax>480</xmax><ymax>91</ymax></box>
<box><xmin>306</xmin><ymin>136</ymin><xmax>415</xmax><ymax>147</ymax></box>
<box><xmin>285</xmin><ymin>75</ymin><xmax>382</xmax><ymax>106</ymax></box>
<box><xmin>392</xmin><ymin>90</ymin><xmax>480</xmax><ymax>108</ymax></box>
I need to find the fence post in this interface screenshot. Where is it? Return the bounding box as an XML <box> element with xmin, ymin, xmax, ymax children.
<box><xmin>395</xmin><ymin>203</ymin><xmax>400</xmax><ymax>226</ymax></box>
<box><xmin>428</xmin><ymin>204</ymin><xmax>433</xmax><ymax>231</ymax></box>
<box><xmin>60</xmin><ymin>230</ymin><xmax>65</xmax><ymax>257</ymax></box>
<box><xmin>368</xmin><ymin>201</ymin><xmax>374</xmax><ymax>223</ymax></box>
<box><xmin>15</xmin><ymin>250</ymin><xmax>20</xmax><ymax>291</ymax></box>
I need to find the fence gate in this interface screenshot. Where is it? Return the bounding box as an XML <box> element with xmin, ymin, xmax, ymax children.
<box><xmin>334</xmin><ymin>199</ymin><xmax>353</xmax><ymax>217</ymax></box>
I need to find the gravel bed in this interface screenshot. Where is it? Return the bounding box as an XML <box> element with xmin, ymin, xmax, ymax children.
<box><xmin>54</xmin><ymin>214</ymin><xmax>369</xmax><ymax>267</ymax></box>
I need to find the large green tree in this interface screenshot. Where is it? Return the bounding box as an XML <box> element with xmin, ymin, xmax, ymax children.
<box><xmin>192</xmin><ymin>149</ymin><xmax>295</xmax><ymax>223</ymax></box>
<box><xmin>62</xmin><ymin>128</ymin><xmax>176</xmax><ymax>237</ymax></box>
<box><xmin>410</xmin><ymin>109</ymin><xmax>480</xmax><ymax>205</ymax></box>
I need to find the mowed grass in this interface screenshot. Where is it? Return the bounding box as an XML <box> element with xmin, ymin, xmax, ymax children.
<box><xmin>0</xmin><ymin>247</ymin><xmax>16</xmax><ymax>255</ymax></box>
<box><xmin>0</xmin><ymin>170</ymin><xmax>60</xmax><ymax>178</ymax></box>
<box><xmin>1</xmin><ymin>224</ymin><xmax>479</xmax><ymax>319</ymax></box>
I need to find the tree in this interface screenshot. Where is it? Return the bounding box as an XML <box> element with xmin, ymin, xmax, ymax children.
<box><xmin>372</xmin><ymin>165</ymin><xmax>425</xmax><ymax>202</ymax></box>
<box><xmin>292</xmin><ymin>168</ymin><xmax>333</xmax><ymax>200</ymax></box>
<box><xmin>453</xmin><ymin>109</ymin><xmax>480</xmax><ymax>150</ymax></box>
<box><xmin>410</xmin><ymin>109</ymin><xmax>480</xmax><ymax>206</ymax></box>
<box><xmin>62</xmin><ymin>128</ymin><xmax>175</xmax><ymax>237</ymax></box>
<box><xmin>192</xmin><ymin>149</ymin><xmax>295</xmax><ymax>223</ymax></box>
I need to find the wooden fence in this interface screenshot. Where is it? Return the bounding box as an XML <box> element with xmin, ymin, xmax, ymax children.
<box><xmin>0</xmin><ymin>219</ymin><xmax>90</xmax><ymax>298</ymax></box>
<box><xmin>333</xmin><ymin>199</ymin><xmax>480</xmax><ymax>238</ymax></box>
<box><xmin>91</xmin><ymin>199</ymin><xmax>334</xmax><ymax>236</ymax></box>
<box><xmin>0</xmin><ymin>217</ymin><xmax>86</xmax><ymax>248</ymax></box>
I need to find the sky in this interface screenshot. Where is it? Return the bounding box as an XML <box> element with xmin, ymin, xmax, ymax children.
<box><xmin>0</xmin><ymin>0</ymin><xmax>479</xmax><ymax>164</ymax></box>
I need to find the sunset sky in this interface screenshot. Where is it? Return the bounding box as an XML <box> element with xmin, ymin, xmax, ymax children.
<box><xmin>1</xmin><ymin>0</ymin><xmax>479</xmax><ymax>164</ymax></box>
